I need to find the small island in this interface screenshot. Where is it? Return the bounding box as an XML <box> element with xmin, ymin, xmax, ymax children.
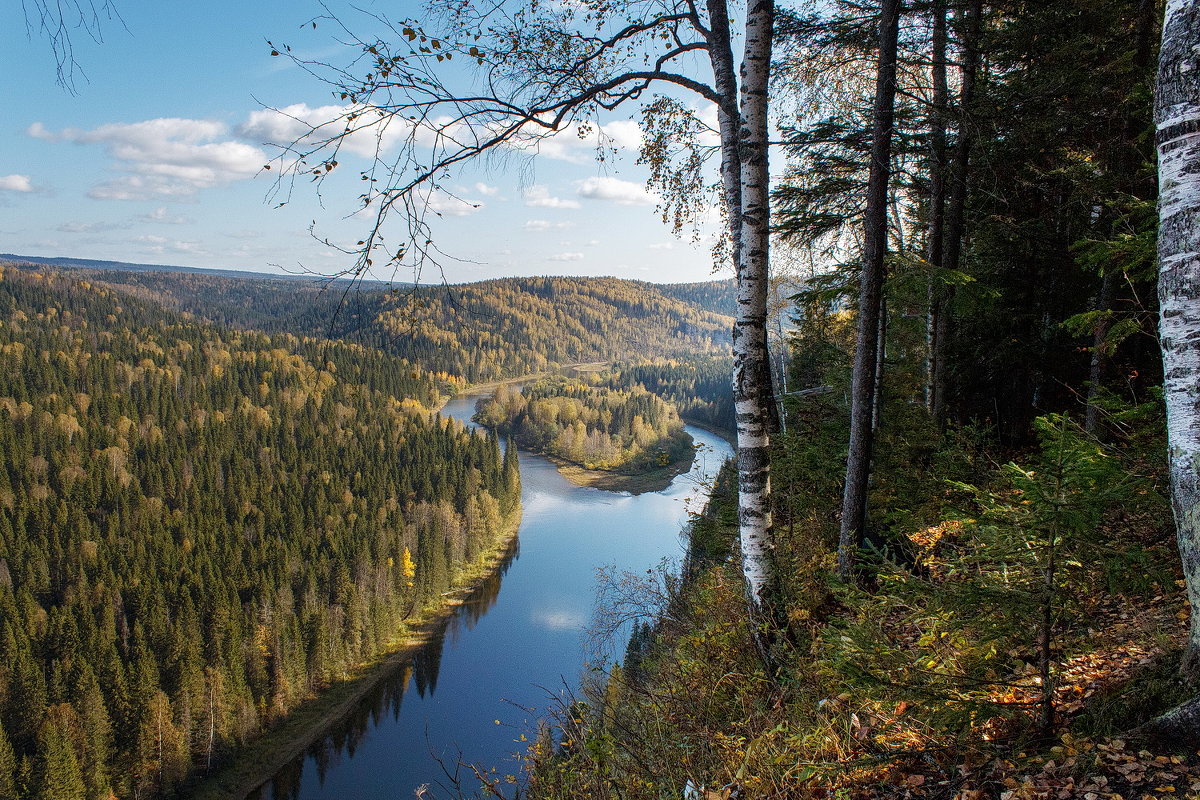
<box><xmin>475</xmin><ymin>377</ymin><xmax>696</xmax><ymax>493</ymax></box>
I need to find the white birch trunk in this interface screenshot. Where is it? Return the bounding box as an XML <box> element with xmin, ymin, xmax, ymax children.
<box><xmin>734</xmin><ymin>0</ymin><xmax>776</xmax><ymax>606</ymax></box>
<box><xmin>1156</xmin><ymin>0</ymin><xmax>1200</xmax><ymax>679</ymax></box>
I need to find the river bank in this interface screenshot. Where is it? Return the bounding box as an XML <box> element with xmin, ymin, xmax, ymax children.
<box><xmin>186</xmin><ymin>509</ymin><xmax>522</xmax><ymax>800</ymax></box>
<box><xmin>542</xmin><ymin>448</ymin><xmax>696</xmax><ymax>494</ymax></box>
<box><xmin>678</xmin><ymin>415</ymin><xmax>736</xmax><ymax>448</ymax></box>
<box><xmin>246</xmin><ymin>399</ymin><xmax>735</xmax><ymax>798</ymax></box>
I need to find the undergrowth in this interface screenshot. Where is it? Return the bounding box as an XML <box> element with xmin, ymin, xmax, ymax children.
<box><xmin>524</xmin><ymin>390</ymin><xmax>1194</xmax><ymax>800</ymax></box>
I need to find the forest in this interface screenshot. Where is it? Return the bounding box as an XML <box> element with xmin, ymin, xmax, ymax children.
<box><xmin>0</xmin><ymin>266</ymin><xmax>521</xmax><ymax>799</ymax></box>
<box><xmin>497</xmin><ymin>0</ymin><xmax>1200</xmax><ymax>798</ymax></box>
<box><xmin>599</xmin><ymin>358</ymin><xmax>737</xmax><ymax>438</ymax></box>
<box><xmin>474</xmin><ymin>377</ymin><xmax>694</xmax><ymax>473</ymax></box>
<box><xmin>6</xmin><ymin>265</ymin><xmax>736</xmax><ymax>385</ymax></box>
<box><xmin>4</xmin><ymin>0</ymin><xmax>1200</xmax><ymax>794</ymax></box>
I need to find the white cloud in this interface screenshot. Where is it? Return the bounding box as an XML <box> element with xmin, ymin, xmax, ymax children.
<box><xmin>548</xmin><ymin>251</ymin><xmax>584</xmax><ymax>262</ymax></box>
<box><xmin>134</xmin><ymin>234</ymin><xmax>204</xmax><ymax>255</ymax></box>
<box><xmin>474</xmin><ymin>182</ymin><xmax>499</xmax><ymax>196</ymax></box>
<box><xmin>600</xmin><ymin>120</ymin><xmax>643</xmax><ymax>150</ymax></box>
<box><xmin>57</xmin><ymin>221</ymin><xmax>130</xmax><ymax>233</ymax></box>
<box><xmin>32</xmin><ymin>118</ymin><xmax>267</xmax><ymax>200</ymax></box>
<box><xmin>575</xmin><ymin>176</ymin><xmax>657</xmax><ymax>206</ymax></box>
<box><xmin>648</xmin><ymin>242</ymin><xmax>676</xmax><ymax>250</ymax></box>
<box><xmin>239</xmin><ymin>105</ymin><xmax>639</xmax><ymax>168</ymax></box>
<box><xmin>427</xmin><ymin>193</ymin><xmax>484</xmax><ymax>217</ymax></box>
<box><xmin>238</xmin><ymin>103</ymin><xmax>387</xmax><ymax>156</ymax></box>
<box><xmin>0</xmin><ymin>175</ymin><xmax>34</xmax><ymax>193</ymax></box>
<box><xmin>138</xmin><ymin>207</ymin><xmax>192</xmax><ymax>224</ymax></box>
<box><xmin>26</xmin><ymin>122</ymin><xmax>57</xmax><ymax>141</ymax></box>
<box><xmin>89</xmin><ymin>176</ymin><xmax>200</xmax><ymax>201</ymax></box>
<box><xmin>524</xmin><ymin>185</ymin><xmax>580</xmax><ymax>209</ymax></box>
<box><xmin>239</xmin><ymin>103</ymin><xmax>461</xmax><ymax>159</ymax></box>
<box><xmin>507</xmin><ymin>119</ymin><xmax>643</xmax><ymax>164</ymax></box>
<box><xmin>523</xmin><ymin>219</ymin><xmax>575</xmax><ymax>231</ymax></box>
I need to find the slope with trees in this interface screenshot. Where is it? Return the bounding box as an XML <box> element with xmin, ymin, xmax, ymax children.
<box><xmin>475</xmin><ymin>377</ymin><xmax>694</xmax><ymax>475</ymax></box>
<box><xmin>0</xmin><ymin>264</ymin><xmax>735</xmax><ymax>386</ymax></box>
<box><xmin>601</xmin><ymin>357</ymin><xmax>737</xmax><ymax>438</ymax></box>
<box><xmin>519</xmin><ymin>0</ymin><xmax>1200</xmax><ymax>796</ymax></box>
<box><xmin>0</xmin><ymin>266</ymin><xmax>520</xmax><ymax>799</ymax></box>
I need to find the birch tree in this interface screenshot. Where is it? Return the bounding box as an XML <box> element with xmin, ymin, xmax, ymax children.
<box><xmin>1155</xmin><ymin>0</ymin><xmax>1200</xmax><ymax>681</ymax></box>
<box><xmin>267</xmin><ymin>0</ymin><xmax>779</xmax><ymax>618</ymax></box>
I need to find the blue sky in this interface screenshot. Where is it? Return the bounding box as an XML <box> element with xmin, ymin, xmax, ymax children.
<box><xmin>0</xmin><ymin>0</ymin><xmax>725</xmax><ymax>283</ymax></box>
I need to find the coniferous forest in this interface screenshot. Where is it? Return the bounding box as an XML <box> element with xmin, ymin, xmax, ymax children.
<box><xmin>12</xmin><ymin>266</ymin><xmax>735</xmax><ymax>385</ymax></box>
<box><xmin>474</xmin><ymin>377</ymin><xmax>694</xmax><ymax>473</ymax></box>
<box><xmin>6</xmin><ymin>0</ymin><xmax>1200</xmax><ymax>795</ymax></box>
<box><xmin>0</xmin><ymin>266</ymin><xmax>522</xmax><ymax>799</ymax></box>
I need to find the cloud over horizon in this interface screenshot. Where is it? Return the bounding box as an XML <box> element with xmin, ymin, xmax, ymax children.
<box><xmin>524</xmin><ymin>185</ymin><xmax>580</xmax><ymax>209</ymax></box>
<box><xmin>574</xmin><ymin>176</ymin><xmax>657</xmax><ymax>206</ymax></box>
<box><xmin>30</xmin><ymin>118</ymin><xmax>266</xmax><ymax>200</ymax></box>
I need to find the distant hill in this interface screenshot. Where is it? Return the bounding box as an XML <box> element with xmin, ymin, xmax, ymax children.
<box><xmin>0</xmin><ymin>252</ymin><xmax>318</xmax><ymax>282</ymax></box>
<box><xmin>657</xmin><ymin>279</ymin><xmax>737</xmax><ymax>317</ymax></box>
<box><xmin>1</xmin><ymin>256</ymin><xmax>735</xmax><ymax>384</ymax></box>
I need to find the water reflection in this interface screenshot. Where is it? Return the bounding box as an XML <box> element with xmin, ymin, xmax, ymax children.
<box><xmin>247</xmin><ymin>539</ymin><xmax>519</xmax><ymax>800</ymax></box>
<box><xmin>245</xmin><ymin>390</ymin><xmax>732</xmax><ymax>800</ymax></box>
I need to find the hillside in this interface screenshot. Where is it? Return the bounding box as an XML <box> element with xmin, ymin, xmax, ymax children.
<box><xmin>0</xmin><ymin>259</ymin><xmax>735</xmax><ymax>384</ymax></box>
<box><xmin>0</xmin><ymin>266</ymin><xmax>521</xmax><ymax>799</ymax></box>
<box><xmin>475</xmin><ymin>377</ymin><xmax>695</xmax><ymax>474</ymax></box>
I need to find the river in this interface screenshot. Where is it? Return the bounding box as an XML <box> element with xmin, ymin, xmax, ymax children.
<box><xmin>246</xmin><ymin>391</ymin><xmax>733</xmax><ymax>800</ymax></box>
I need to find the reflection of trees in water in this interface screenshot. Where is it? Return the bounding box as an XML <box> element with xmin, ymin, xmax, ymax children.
<box><xmin>249</xmin><ymin>538</ymin><xmax>520</xmax><ymax>800</ymax></box>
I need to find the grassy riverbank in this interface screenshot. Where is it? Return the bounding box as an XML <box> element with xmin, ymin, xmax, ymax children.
<box><xmin>186</xmin><ymin>509</ymin><xmax>522</xmax><ymax>800</ymax></box>
<box><xmin>546</xmin><ymin>449</ymin><xmax>696</xmax><ymax>494</ymax></box>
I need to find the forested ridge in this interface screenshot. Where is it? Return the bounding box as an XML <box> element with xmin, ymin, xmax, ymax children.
<box><xmin>474</xmin><ymin>377</ymin><xmax>694</xmax><ymax>473</ymax></box>
<box><xmin>0</xmin><ymin>264</ymin><xmax>735</xmax><ymax>385</ymax></box>
<box><xmin>0</xmin><ymin>266</ymin><xmax>521</xmax><ymax>799</ymax></box>
<box><xmin>599</xmin><ymin>358</ymin><xmax>736</xmax><ymax>437</ymax></box>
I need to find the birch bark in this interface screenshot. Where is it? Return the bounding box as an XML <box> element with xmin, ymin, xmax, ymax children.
<box><xmin>1155</xmin><ymin>0</ymin><xmax>1200</xmax><ymax>680</ymax></box>
<box><xmin>733</xmin><ymin>0</ymin><xmax>776</xmax><ymax>606</ymax></box>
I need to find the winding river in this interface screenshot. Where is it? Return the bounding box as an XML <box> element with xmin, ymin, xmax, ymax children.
<box><xmin>246</xmin><ymin>392</ymin><xmax>733</xmax><ymax>800</ymax></box>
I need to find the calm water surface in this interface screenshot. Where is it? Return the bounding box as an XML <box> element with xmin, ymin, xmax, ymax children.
<box><xmin>247</xmin><ymin>392</ymin><xmax>732</xmax><ymax>800</ymax></box>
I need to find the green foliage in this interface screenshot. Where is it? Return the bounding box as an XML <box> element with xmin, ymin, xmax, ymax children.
<box><xmin>27</xmin><ymin>266</ymin><xmax>734</xmax><ymax>385</ymax></box>
<box><xmin>476</xmin><ymin>377</ymin><xmax>693</xmax><ymax>473</ymax></box>
<box><xmin>0</xmin><ymin>266</ymin><xmax>520</xmax><ymax>798</ymax></box>
<box><xmin>823</xmin><ymin>416</ymin><xmax>1161</xmax><ymax>733</ymax></box>
<box><xmin>600</xmin><ymin>357</ymin><xmax>735</xmax><ymax>435</ymax></box>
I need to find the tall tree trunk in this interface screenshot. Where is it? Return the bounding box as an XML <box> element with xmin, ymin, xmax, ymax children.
<box><xmin>1085</xmin><ymin>269</ymin><xmax>1117</xmax><ymax>434</ymax></box>
<box><xmin>838</xmin><ymin>0</ymin><xmax>902</xmax><ymax>581</ymax></box>
<box><xmin>1086</xmin><ymin>0</ymin><xmax>1158</xmax><ymax>436</ymax></box>
<box><xmin>930</xmin><ymin>0</ymin><xmax>983</xmax><ymax>428</ymax></box>
<box><xmin>733</xmin><ymin>0</ymin><xmax>777</xmax><ymax>609</ymax></box>
<box><xmin>706</xmin><ymin>0</ymin><xmax>743</xmax><ymax>260</ymax></box>
<box><xmin>1155</xmin><ymin>0</ymin><xmax>1200</xmax><ymax>681</ymax></box>
<box><xmin>925</xmin><ymin>0</ymin><xmax>949</xmax><ymax>413</ymax></box>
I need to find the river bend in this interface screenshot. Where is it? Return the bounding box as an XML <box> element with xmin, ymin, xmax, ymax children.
<box><xmin>247</xmin><ymin>392</ymin><xmax>733</xmax><ymax>799</ymax></box>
